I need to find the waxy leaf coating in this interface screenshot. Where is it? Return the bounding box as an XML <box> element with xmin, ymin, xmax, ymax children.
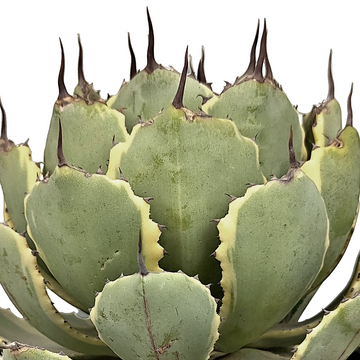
<box><xmin>107</xmin><ymin>105</ymin><xmax>264</xmax><ymax>288</ymax></box>
<box><xmin>25</xmin><ymin>165</ymin><xmax>162</xmax><ymax>310</ymax></box>
<box><xmin>216</xmin><ymin>169</ymin><xmax>329</xmax><ymax>352</ymax></box>
<box><xmin>91</xmin><ymin>271</ymin><xmax>220</xmax><ymax>360</ymax></box>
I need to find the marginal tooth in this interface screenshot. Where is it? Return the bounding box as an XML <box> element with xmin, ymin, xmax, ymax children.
<box><xmin>311</xmin><ymin>142</ymin><xmax>320</xmax><ymax>151</ymax></box>
<box><xmin>118</xmin><ymin>168</ymin><xmax>128</xmax><ymax>182</ymax></box>
<box><xmin>210</xmin><ymin>219</ymin><xmax>221</xmax><ymax>224</ymax></box>
<box><xmin>197</xmin><ymin>94</ymin><xmax>212</xmax><ymax>106</ymax></box>
<box><xmin>96</xmin><ymin>166</ymin><xmax>104</xmax><ymax>175</ymax></box>
<box><xmin>143</xmin><ymin>197</ymin><xmax>154</xmax><ymax>204</ymax></box>
<box><xmin>112</xmin><ymin>135</ymin><xmax>119</xmax><ymax>148</ymax></box>
<box><xmin>225</xmin><ymin>193</ymin><xmax>237</xmax><ymax>203</ymax></box>
<box><xmin>20</xmin><ymin>138</ymin><xmax>30</xmax><ymax>148</ymax></box>
<box><xmin>223</xmin><ymin>81</ymin><xmax>233</xmax><ymax>92</ymax></box>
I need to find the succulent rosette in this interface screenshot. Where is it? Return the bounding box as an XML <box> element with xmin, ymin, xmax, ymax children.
<box><xmin>1</xmin><ymin>10</ymin><xmax>360</xmax><ymax>360</ymax></box>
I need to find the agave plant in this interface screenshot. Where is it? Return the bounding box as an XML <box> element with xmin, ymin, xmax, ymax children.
<box><xmin>1</xmin><ymin>9</ymin><xmax>360</xmax><ymax>360</ymax></box>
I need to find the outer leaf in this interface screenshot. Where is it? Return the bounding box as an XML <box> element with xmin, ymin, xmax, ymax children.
<box><xmin>301</xmin><ymin>51</ymin><xmax>341</xmax><ymax>156</ymax></box>
<box><xmin>0</xmin><ymin>223</ymin><xmax>114</xmax><ymax>356</ymax></box>
<box><xmin>0</xmin><ymin>142</ymin><xmax>40</xmax><ymax>234</ymax></box>
<box><xmin>203</xmin><ymin>81</ymin><xmax>306</xmax><ymax>179</ymax></box>
<box><xmin>107</xmin><ymin>105</ymin><xmax>264</xmax><ymax>288</ymax></box>
<box><xmin>291</xmin><ymin>296</ymin><xmax>360</xmax><ymax>360</ymax></box>
<box><xmin>0</xmin><ymin>101</ymin><xmax>40</xmax><ymax>235</ymax></box>
<box><xmin>282</xmin><ymin>203</ymin><xmax>358</xmax><ymax>324</ymax></box>
<box><xmin>2</xmin><ymin>343</ymin><xmax>72</xmax><ymax>360</ymax></box>
<box><xmin>302</xmin><ymin>125</ymin><xmax>360</xmax><ymax>291</ymax></box>
<box><xmin>3</xmin><ymin>201</ymin><xmax>14</xmax><ymax>229</ymax></box>
<box><xmin>0</xmin><ymin>307</ymin><xmax>80</xmax><ymax>356</ymax></box>
<box><xmin>215</xmin><ymin>169</ymin><xmax>329</xmax><ymax>352</ymax></box>
<box><xmin>25</xmin><ymin>165</ymin><xmax>163</xmax><ymax>310</ymax></box>
<box><xmin>311</xmin><ymin>98</ymin><xmax>342</xmax><ymax>148</ymax></box>
<box><xmin>107</xmin><ymin>68</ymin><xmax>214</xmax><ymax>132</ymax></box>
<box><xmin>344</xmin><ymin>251</ymin><xmax>360</xmax><ymax>300</ymax></box>
<box><xmin>311</xmin><ymin>51</ymin><xmax>342</xmax><ymax>149</ymax></box>
<box><xmin>247</xmin><ymin>312</ymin><xmax>323</xmax><ymax>352</ymax></box>
<box><xmin>0</xmin><ymin>128</ymin><xmax>89</xmax><ymax>311</ymax></box>
<box><xmin>43</xmin><ymin>99</ymin><xmax>128</xmax><ymax>175</ymax></box>
<box><xmin>91</xmin><ymin>271</ymin><xmax>220</xmax><ymax>360</ymax></box>
<box><xmin>215</xmin><ymin>348</ymin><xmax>291</xmax><ymax>360</ymax></box>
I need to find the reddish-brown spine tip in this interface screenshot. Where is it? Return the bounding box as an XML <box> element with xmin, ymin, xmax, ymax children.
<box><xmin>253</xmin><ymin>19</ymin><xmax>267</xmax><ymax>83</ymax></box>
<box><xmin>58</xmin><ymin>39</ymin><xmax>71</xmax><ymax>101</ymax></box>
<box><xmin>264</xmin><ymin>20</ymin><xmax>274</xmax><ymax>82</ymax></box>
<box><xmin>346</xmin><ymin>83</ymin><xmax>354</xmax><ymax>127</ymax></box>
<box><xmin>242</xmin><ymin>19</ymin><xmax>260</xmax><ymax>79</ymax></box>
<box><xmin>57</xmin><ymin>119</ymin><xmax>67</xmax><ymax>167</ymax></box>
<box><xmin>144</xmin><ymin>7</ymin><xmax>159</xmax><ymax>74</ymax></box>
<box><xmin>128</xmin><ymin>32</ymin><xmax>137</xmax><ymax>80</ymax></box>
<box><xmin>77</xmin><ymin>34</ymin><xmax>87</xmax><ymax>90</ymax></box>
<box><xmin>0</xmin><ymin>97</ymin><xmax>8</xmax><ymax>141</ymax></box>
<box><xmin>327</xmin><ymin>50</ymin><xmax>335</xmax><ymax>102</ymax></box>
<box><xmin>172</xmin><ymin>47</ymin><xmax>188</xmax><ymax>109</ymax></box>
<box><xmin>197</xmin><ymin>46</ymin><xmax>211</xmax><ymax>89</ymax></box>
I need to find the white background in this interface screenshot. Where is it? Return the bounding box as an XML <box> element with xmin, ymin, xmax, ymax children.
<box><xmin>0</xmin><ymin>0</ymin><xmax>359</xmax><ymax>320</ymax></box>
